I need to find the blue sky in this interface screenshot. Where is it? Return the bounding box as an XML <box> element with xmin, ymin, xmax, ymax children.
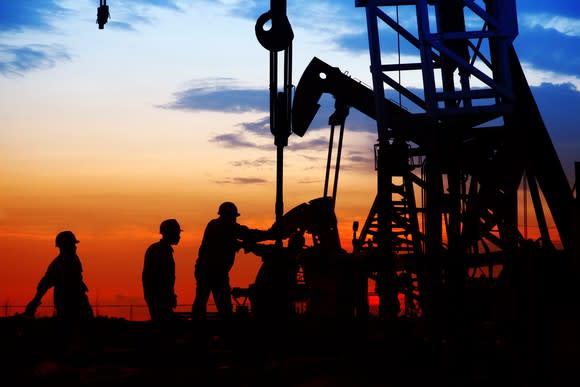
<box><xmin>0</xmin><ymin>0</ymin><xmax>578</xmax><ymax>186</ymax></box>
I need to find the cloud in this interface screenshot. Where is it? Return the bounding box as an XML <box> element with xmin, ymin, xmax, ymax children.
<box><xmin>0</xmin><ymin>1</ymin><xmax>68</xmax><ymax>33</ymax></box>
<box><xmin>215</xmin><ymin>177</ymin><xmax>269</xmax><ymax>185</ymax></box>
<box><xmin>0</xmin><ymin>44</ymin><xmax>71</xmax><ymax>76</ymax></box>
<box><xmin>163</xmin><ymin>79</ymin><xmax>268</xmax><ymax>112</ymax></box>
<box><xmin>518</xmin><ymin>2</ymin><xmax>580</xmax><ymax>20</ymax></box>
<box><xmin>210</xmin><ymin>132</ymin><xmax>258</xmax><ymax>148</ymax></box>
<box><xmin>516</xmin><ymin>24</ymin><xmax>580</xmax><ymax>78</ymax></box>
<box><xmin>110</xmin><ymin>0</ymin><xmax>184</xmax><ymax>28</ymax></box>
<box><xmin>133</xmin><ymin>0</ymin><xmax>182</xmax><ymax>10</ymax></box>
<box><xmin>288</xmin><ymin>136</ymin><xmax>333</xmax><ymax>152</ymax></box>
<box><xmin>521</xmin><ymin>14</ymin><xmax>580</xmax><ymax>38</ymax></box>
<box><xmin>106</xmin><ymin>21</ymin><xmax>137</xmax><ymax>32</ymax></box>
<box><xmin>239</xmin><ymin>116</ymin><xmax>270</xmax><ymax>135</ymax></box>
<box><xmin>0</xmin><ymin>1</ymin><xmax>183</xmax><ymax>36</ymax></box>
<box><xmin>230</xmin><ymin>157</ymin><xmax>274</xmax><ymax>168</ymax></box>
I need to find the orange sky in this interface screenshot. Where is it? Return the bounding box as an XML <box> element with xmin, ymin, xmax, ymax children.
<box><xmin>0</xmin><ymin>167</ymin><xmax>559</xmax><ymax>321</ymax></box>
<box><xmin>0</xmin><ymin>150</ymin><xmax>379</xmax><ymax>318</ymax></box>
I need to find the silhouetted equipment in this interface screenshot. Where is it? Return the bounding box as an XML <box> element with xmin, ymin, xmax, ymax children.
<box><xmin>255</xmin><ymin>0</ymin><xmax>294</xmax><ymax>52</ymax></box>
<box><xmin>97</xmin><ymin>0</ymin><xmax>110</xmax><ymax>29</ymax></box>
<box><xmin>256</xmin><ymin>0</ymin><xmax>294</xmax><ymax>248</ymax></box>
<box><xmin>288</xmin><ymin>0</ymin><xmax>578</xmax><ymax>354</ymax></box>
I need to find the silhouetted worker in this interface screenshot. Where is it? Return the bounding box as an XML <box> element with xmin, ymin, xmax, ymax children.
<box><xmin>24</xmin><ymin>230</ymin><xmax>94</xmax><ymax>357</ymax></box>
<box><xmin>191</xmin><ymin>202</ymin><xmax>273</xmax><ymax>319</ymax></box>
<box><xmin>246</xmin><ymin>232</ymin><xmax>305</xmax><ymax>320</ymax></box>
<box><xmin>142</xmin><ymin>219</ymin><xmax>182</xmax><ymax>323</ymax></box>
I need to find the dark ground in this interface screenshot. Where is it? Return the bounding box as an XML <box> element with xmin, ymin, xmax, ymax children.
<box><xmin>1</xmin><ymin>312</ymin><xmax>578</xmax><ymax>387</ymax></box>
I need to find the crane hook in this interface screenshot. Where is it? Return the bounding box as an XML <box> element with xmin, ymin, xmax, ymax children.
<box><xmin>255</xmin><ymin>1</ymin><xmax>294</xmax><ymax>52</ymax></box>
<box><xmin>97</xmin><ymin>0</ymin><xmax>110</xmax><ymax>29</ymax></box>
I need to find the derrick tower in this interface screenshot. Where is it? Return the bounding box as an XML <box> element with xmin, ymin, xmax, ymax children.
<box><xmin>292</xmin><ymin>0</ymin><xmax>577</xmax><ymax>332</ymax></box>
<box><xmin>353</xmin><ymin>0</ymin><xmax>576</xmax><ymax>327</ymax></box>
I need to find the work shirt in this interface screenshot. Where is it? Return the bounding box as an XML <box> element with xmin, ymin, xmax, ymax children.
<box><xmin>142</xmin><ymin>240</ymin><xmax>176</xmax><ymax>308</ymax></box>
<box><xmin>36</xmin><ymin>252</ymin><xmax>92</xmax><ymax>319</ymax></box>
<box><xmin>195</xmin><ymin>217</ymin><xmax>271</xmax><ymax>275</ymax></box>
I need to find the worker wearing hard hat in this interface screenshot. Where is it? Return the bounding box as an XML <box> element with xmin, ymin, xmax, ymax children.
<box><xmin>191</xmin><ymin>202</ymin><xmax>274</xmax><ymax>320</ymax></box>
<box><xmin>142</xmin><ymin>218</ymin><xmax>182</xmax><ymax>323</ymax></box>
<box><xmin>25</xmin><ymin>230</ymin><xmax>94</xmax><ymax>321</ymax></box>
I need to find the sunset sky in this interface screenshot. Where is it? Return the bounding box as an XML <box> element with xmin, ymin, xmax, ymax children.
<box><xmin>1</xmin><ymin>0</ymin><xmax>578</xmax><ymax>318</ymax></box>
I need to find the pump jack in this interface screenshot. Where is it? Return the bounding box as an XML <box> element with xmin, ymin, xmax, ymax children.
<box><xmin>256</xmin><ymin>1</ymin><xmax>579</xmax><ymax>356</ymax></box>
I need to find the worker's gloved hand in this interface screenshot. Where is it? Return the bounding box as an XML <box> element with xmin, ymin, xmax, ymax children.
<box><xmin>24</xmin><ymin>298</ymin><xmax>40</xmax><ymax>317</ymax></box>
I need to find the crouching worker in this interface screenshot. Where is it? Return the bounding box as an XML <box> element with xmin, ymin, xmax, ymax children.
<box><xmin>245</xmin><ymin>232</ymin><xmax>305</xmax><ymax>321</ymax></box>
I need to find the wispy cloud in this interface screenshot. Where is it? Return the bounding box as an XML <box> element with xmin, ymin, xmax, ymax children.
<box><xmin>515</xmin><ymin>25</ymin><xmax>580</xmax><ymax>78</ymax></box>
<box><xmin>106</xmin><ymin>21</ymin><xmax>137</xmax><ymax>32</ymax></box>
<box><xmin>0</xmin><ymin>44</ymin><xmax>70</xmax><ymax>76</ymax></box>
<box><xmin>521</xmin><ymin>14</ymin><xmax>580</xmax><ymax>37</ymax></box>
<box><xmin>215</xmin><ymin>177</ymin><xmax>268</xmax><ymax>185</ymax></box>
<box><xmin>163</xmin><ymin>78</ymin><xmax>268</xmax><ymax>112</ymax></box>
<box><xmin>230</xmin><ymin>157</ymin><xmax>274</xmax><ymax>168</ymax></box>
<box><xmin>239</xmin><ymin>116</ymin><xmax>270</xmax><ymax>135</ymax></box>
<box><xmin>0</xmin><ymin>1</ymin><xmax>166</xmax><ymax>74</ymax></box>
<box><xmin>133</xmin><ymin>0</ymin><xmax>182</xmax><ymax>11</ymax></box>
<box><xmin>210</xmin><ymin>132</ymin><xmax>259</xmax><ymax>148</ymax></box>
<box><xmin>110</xmin><ymin>0</ymin><xmax>184</xmax><ymax>28</ymax></box>
<box><xmin>288</xmin><ymin>137</ymin><xmax>332</xmax><ymax>151</ymax></box>
<box><xmin>0</xmin><ymin>1</ymin><xmax>68</xmax><ymax>33</ymax></box>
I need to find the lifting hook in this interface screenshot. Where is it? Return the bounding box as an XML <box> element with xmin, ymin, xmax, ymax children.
<box><xmin>255</xmin><ymin>0</ymin><xmax>294</xmax><ymax>52</ymax></box>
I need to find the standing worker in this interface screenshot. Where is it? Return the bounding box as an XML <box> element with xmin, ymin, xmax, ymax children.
<box><xmin>24</xmin><ymin>230</ymin><xmax>94</xmax><ymax>354</ymax></box>
<box><xmin>142</xmin><ymin>219</ymin><xmax>182</xmax><ymax>323</ymax></box>
<box><xmin>191</xmin><ymin>202</ymin><xmax>274</xmax><ymax>319</ymax></box>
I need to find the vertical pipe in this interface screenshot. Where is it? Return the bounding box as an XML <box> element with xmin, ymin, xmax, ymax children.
<box><xmin>331</xmin><ymin>122</ymin><xmax>346</xmax><ymax>208</ymax></box>
<box><xmin>324</xmin><ymin>125</ymin><xmax>335</xmax><ymax>198</ymax></box>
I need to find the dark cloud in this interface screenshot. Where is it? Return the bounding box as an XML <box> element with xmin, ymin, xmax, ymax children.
<box><xmin>0</xmin><ymin>44</ymin><xmax>70</xmax><ymax>76</ymax></box>
<box><xmin>0</xmin><ymin>1</ymin><xmax>180</xmax><ymax>74</ymax></box>
<box><xmin>335</xmin><ymin>32</ymin><xmax>368</xmax><ymax>54</ymax></box>
<box><xmin>113</xmin><ymin>0</ymin><xmax>183</xmax><ymax>28</ymax></box>
<box><xmin>0</xmin><ymin>2</ymin><xmax>73</xmax><ymax>76</ymax></box>
<box><xmin>164</xmin><ymin>84</ymin><xmax>268</xmax><ymax>113</ymax></box>
<box><xmin>515</xmin><ymin>26</ymin><xmax>580</xmax><ymax>78</ymax></box>
<box><xmin>0</xmin><ymin>1</ymin><xmax>67</xmax><ymax>33</ymax></box>
<box><xmin>288</xmin><ymin>136</ymin><xmax>333</xmax><ymax>152</ymax></box>
<box><xmin>134</xmin><ymin>0</ymin><xmax>181</xmax><ymax>10</ymax></box>
<box><xmin>106</xmin><ymin>21</ymin><xmax>137</xmax><ymax>32</ymax></box>
<box><xmin>239</xmin><ymin>116</ymin><xmax>270</xmax><ymax>135</ymax></box>
<box><xmin>230</xmin><ymin>157</ymin><xmax>274</xmax><ymax>168</ymax></box>
<box><xmin>166</xmin><ymin>83</ymin><xmax>378</xmax><ymax>133</ymax></box>
<box><xmin>210</xmin><ymin>133</ymin><xmax>258</xmax><ymax>148</ymax></box>
<box><xmin>518</xmin><ymin>2</ymin><xmax>580</xmax><ymax>18</ymax></box>
<box><xmin>296</xmin><ymin>178</ymin><xmax>322</xmax><ymax>185</ymax></box>
<box><xmin>0</xmin><ymin>1</ymin><xmax>182</xmax><ymax>36</ymax></box>
<box><xmin>215</xmin><ymin>177</ymin><xmax>268</xmax><ymax>185</ymax></box>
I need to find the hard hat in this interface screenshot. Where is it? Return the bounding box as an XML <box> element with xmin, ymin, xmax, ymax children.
<box><xmin>55</xmin><ymin>231</ymin><xmax>80</xmax><ymax>247</ymax></box>
<box><xmin>218</xmin><ymin>202</ymin><xmax>240</xmax><ymax>217</ymax></box>
<box><xmin>160</xmin><ymin>219</ymin><xmax>182</xmax><ymax>235</ymax></box>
